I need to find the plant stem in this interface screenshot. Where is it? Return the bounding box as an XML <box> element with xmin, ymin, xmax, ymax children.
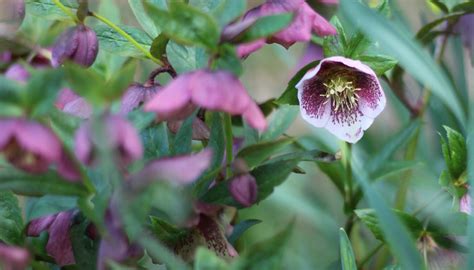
<box><xmin>342</xmin><ymin>142</ymin><xmax>355</xmax><ymax>234</ymax></box>
<box><xmin>224</xmin><ymin>114</ymin><xmax>233</xmax><ymax>178</ymax></box>
<box><xmin>52</xmin><ymin>0</ymin><xmax>79</xmax><ymax>23</ymax></box>
<box><xmin>358</xmin><ymin>243</ymin><xmax>384</xmax><ymax>268</ymax></box>
<box><xmin>90</xmin><ymin>12</ymin><xmax>164</xmax><ymax>66</ymax></box>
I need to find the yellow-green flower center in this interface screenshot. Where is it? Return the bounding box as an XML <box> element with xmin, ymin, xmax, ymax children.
<box><xmin>321</xmin><ymin>77</ymin><xmax>360</xmax><ymax>112</ymax></box>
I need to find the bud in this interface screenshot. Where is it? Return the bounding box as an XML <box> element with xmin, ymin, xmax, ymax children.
<box><xmin>120</xmin><ymin>83</ymin><xmax>160</xmax><ymax>115</ymax></box>
<box><xmin>228</xmin><ymin>174</ymin><xmax>258</xmax><ymax>207</ymax></box>
<box><xmin>52</xmin><ymin>25</ymin><xmax>99</xmax><ymax>68</ymax></box>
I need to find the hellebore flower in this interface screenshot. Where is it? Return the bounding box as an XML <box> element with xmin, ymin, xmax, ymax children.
<box><xmin>75</xmin><ymin>115</ymin><xmax>143</xmax><ymax>166</ymax></box>
<box><xmin>130</xmin><ymin>149</ymin><xmax>212</xmax><ymax>189</ymax></box>
<box><xmin>460</xmin><ymin>193</ymin><xmax>471</xmax><ymax>214</ymax></box>
<box><xmin>55</xmin><ymin>89</ymin><xmax>92</xmax><ymax>119</ymax></box>
<box><xmin>144</xmin><ymin>70</ymin><xmax>267</xmax><ymax>131</ymax></box>
<box><xmin>26</xmin><ymin>211</ymin><xmax>75</xmax><ymax>266</ymax></box>
<box><xmin>228</xmin><ymin>173</ymin><xmax>258</xmax><ymax>207</ymax></box>
<box><xmin>0</xmin><ymin>118</ymin><xmax>62</xmax><ymax>173</ymax></box>
<box><xmin>4</xmin><ymin>64</ymin><xmax>29</xmax><ymax>82</ymax></box>
<box><xmin>228</xmin><ymin>0</ymin><xmax>336</xmax><ymax>57</ymax></box>
<box><xmin>52</xmin><ymin>25</ymin><xmax>99</xmax><ymax>68</ymax></box>
<box><xmin>0</xmin><ymin>244</ymin><xmax>30</xmax><ymax>270</ymax></box>
<box><xmin>296</xmin><ymin>56</ymin><xmax>386</xmax><ymax>143</ymax></box>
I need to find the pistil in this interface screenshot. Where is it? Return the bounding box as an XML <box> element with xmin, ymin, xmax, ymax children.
<box><xmin>321</xmin><ymin>77</ymin><xmax>360</xmax><ymax>112</ymax></box>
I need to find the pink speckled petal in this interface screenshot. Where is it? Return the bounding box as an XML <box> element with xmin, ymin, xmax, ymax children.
<box><xmin>324</xmin><ymin>114</ymin><xmax>374</xmax><ymax>144</ymax></box>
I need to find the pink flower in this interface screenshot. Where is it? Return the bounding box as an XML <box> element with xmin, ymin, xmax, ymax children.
<box><xmin>4</xmin><ymin>64</ymin><xmax>29</xmax><ymax>82</ymax></box>
<box><xmin>26</xmin><ymin>211</ymin><xmax>75</xmax><ymax>266</ymax></box>
<box><xmin>460</xmin><ymin>193</ymin><xmax>471</xmax><ymax>214</ymax></box>
<box><xmin>230</xmin><ymin>0</ymin><xmax>336</xmax><ymax>57</ymax></box>
<box><xmin>74</xmin><ymin>115</ymin><xmax>143</xmax><ymax>166</ymax></box>
<box><xmin>296</xmin><ymin>56</ymin><xmax>386</xmax><ymax>143</ymax></box>
<box><xmin>55</xmin><ymin>89</ymin><xmax>92</xmax><ymax>119</ymax></box>
<box><xmin>52</xmin><ymin>25</ymin><xmax>99</xmax><ymax>68</ymax></box>
<box><xmin>0</xmin><ymin>118</ymin><xmax>62</xmax><ymax>173</ymax></box>
<box><xmin>144</xmin><ymin>70</ymin><xmax>267</xmax><ymax>131</ymax></box>
<box><xmin>0</xmin><ymin>244</ymin><xmax>29</xmax><ymax>270</ymax></box>
<box><xmin>120</xmin><ymin>83</ymin><xmax>160</xmax><ymax>115</ymax></box>
<box><xmin>130</xmin><ymin>149</ymin><xmax>212</xmax><ymax>188</ymax></box>
<box><xmin>228</xmin><ymin>173</ymin><xmax>258</xmax><ymax>207</ymax></box>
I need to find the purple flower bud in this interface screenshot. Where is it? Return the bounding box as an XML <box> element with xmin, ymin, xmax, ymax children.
<box><xmin>27</xmin><ymin>211</ymin><xmax>75</xmax><ymax>266</ymax></box>
<box><xmin>144</xmin><ymin>70</ymin><xmax>267</xmax><ymax>131</ymax></box>
<box><xmin>0</xmin><ymin>244</ymin><xmax>30</xmax><ymax>270</ymax></box>
<box><xmin>0</xmin><ymin>118</ymin><xmax>62</xmax><ymax>173</ymax></box>
<box><xmin>0</xmin><ymin>0</ymin><xmax>25</xmax><ymax>38</ymax></box>
<box><xmin>52</xmin><ymin>25</ymin><xmax>99</xmax><ymax>68</ymax></box>
<box><xmin>228</xmin><ymin>174</ymin><xmax>258</xmax><ymax>207</ymax></box>
<box><xmin>74</xmin><ymin>115</ymin><xmax>143</xmax><ymax>166</ymax></box>
<box><xmin>296</xmin><ymin>56</ymin><xmax>386</xmax><ymax>143</ymax></box>
<box><xmin>120</xmin><ymin>83</ymin><xmax>161</xmax><ymax>115</ymax></box>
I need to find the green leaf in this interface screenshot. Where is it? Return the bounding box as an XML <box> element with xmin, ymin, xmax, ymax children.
<box><xmin>145</xmin><ymin>1</ymin><xmax>220</xmax><ymax>49</ymax></box>
<box><xmin>194</xmin><ymin>248</ymin><xmax>229</xmax><ymax>270</ymax></box>
<box><xmin>0</xmin><ymin>169</ymin><xmax>88</xmax><ymax>197</ymax></box>
<box><xmin>429</xmin><ymin>0</ymin><xmax>450</xmax><ymax>13</ymax></box>
<box><xmin>0</xmin><ymin>191</ymin><xmax>23</xmax><ymax>245</ymax></box>
<box><xmin>355</xmin><ymin>209</ymin><xmax>424</xmax><ymax>242</ymax></box>
<box><xmin>23</xmin><ymin>68</ymin><xmax>64</xmax><ymax>117</ymax></box>
<box><xmin>64</xmin><ymin>64</ymin><xmax>104</xmax><ymax>104</ymax></box>
<box><xmin>261</xmin><ymin>105</ymin><xmax>299</xmax><ymax>141</ymax></box>
<box><xmin>355</xmin><ymin>55</ymin><xmax>398</xmax><ymax>75</ymax></box>
<box><xmin>323</xmin><ymin>16</ymin><xmax>346</xmax><ymax>57</ymax></box>
<box><xmin>141</xmin><ymin>123</ymin><xmax>170</xmax><ymax>160</ymax></box>
<box><xmin>275</xmin><ymin>60</ymin><xmax>320</xmax><ymax>105</ymax></box>
<box><xmin>0</xmin><ymin>76</ymin><xmax>22</xmax><ymax>106</ymax></box>
<box><xmin>25</xmin><ymin>195</ymin><xmax>76</xmax><ymax>221</ymax></box>
<box><xmin>452</xmin><ymin>1</ymin><xmax>474</xmax><ymax>12</ymax></box>
<box><xmin>172</xmin><ymin>113</ymin><xmax>195</xmax><ymax>155</ymax></box>
<box><xmin>371</xmin><ymin>160</ymin><xmax>421</xmax><ymax>181</ymax></box>
<box><xmin>70</xmin><ymin>220</ymin><xmax>99</xmax><ymax>269</ymax></box>
<box><xmin>235</xmin><ymin>13</ymin><xmax>294</xmax><ymax>43</ymax></box>
<box><xmin>128</xmin><ymin>0</ymin><xmax>165</xmax><ymax>37</ymax></box>
<box><xmin>211</xmin><ymin>0</ymin><xmax>247</xmax><ymax>27</ymax></box>
<box><xmin>150</xmin><ymin>34</ymin><xmax>169</xmax><ymax>59</ymax></box>
<box><xmin>344</xmin><ymin>31</ymin><xmax>371</xmax><ymax>58</ymax></box>
<box><xmin>261</xmin><ymin>149</ymin><xmax>336</xmax><ymax>165</ymax></box>
<box><xmin>441</xmin><ymin>126</ymin><xmax>467</xmax><ymax>179</ymax></box>
<box><xmin>236</xmin><ymin>138</ymin><xmax>294</xmax><ymax>169</ymax></box>
<box><xmin>227</xmin><ymin>219</ymin><xmax>261</xmax><ymax>245</ymax></box>
<box><xmin>149</xmin><ymin>216</ymin><xmax>188</xmax><ymax>246</ymax></box>
<box><xmin>94</xmin><ymin>24</ymin><xmax>153</xmax><ymax>58</ymax></box>
<box><xmin>103</xmin><ymin>60</ymin><xmax>137</xmax><ymax>99</ymax></box>
<box><xmin>214</xmin><ymin>44</ymin><xmax>243</xmax><ymax>76</ymax></box>
<box><xmin>166</xmin><ymin>41</ymin><xmax>209</xmax><ymax>74</ymax></box>
<box><xmin>25</xmin><ymin>0</ymin><xmax>78</xmax><ymax>21</ymax></box>
<box><xmin>235</xmin><ymin>222</ymin><xmax>293</xmax><ymax>270</ymax></box>
<box><xmin>351</xmin><ymin>157</ymin><xmax>423</xmax><ymax>269</ymax></box>
<box><xmin>416</xmin><ymin>13</ymin><xmax>465</xmax><ymax>44</ymax></box>
<box><xmin>339</xmin><ymin>228</ymin><xmax>357</xmax><ymax>270</ymax></box>
<box><xmin>341</xmin><ymin>1</ymin><xmax>466</xmax><ymax>125</ymax></box>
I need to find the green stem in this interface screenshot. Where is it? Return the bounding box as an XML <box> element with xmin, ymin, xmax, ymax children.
<box><xmin>358</xmin><ymin>242</ymin><xmax>384</xmax><ymax>268</ymax></box>
<box><xmin>224</xmin><ymin>114</ymin><xmax>233</xmax><ymax>178</ymax></box>
<box><xmin>90</xmin><ymin>12</ymin><xmax>164</xmax><ymax>66</ymax></box>
<box><xmin>52</xmin><ymin>0</ymin><xmax>79</xmax><ymax>23</ymax></box>
<box><xmin>342</xmin><ymin>142</ymin><xmax>353</xmax><ymax>209</ymax></box>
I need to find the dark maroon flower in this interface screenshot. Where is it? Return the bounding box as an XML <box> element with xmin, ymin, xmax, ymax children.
<box><xmin>0</xmin><ymin>118</ymin><xmax>62</xmax><ymax>173</ymax></box>
<box><xmin>144</xmin><ymin>70</ymin><xmax>267</xmax><ymax>131</ymax></box>
<box><xmin>296</xmin><ymin>56</ymin><xmax>386</xmax><ymax>143</ymax></box>
<box><xmin>26</xmin><ymin>211</ymin><xmax>75</xmax><ymax>266</ymax></box>
<box><xmin>0</xmin><ymin>244</ymin><xmax>29</xmax><ymax>270</ymax></box>
<box><xmin>74</xmin><ymin>115</ymin><xmax>143</xmax><ymax>166</ymax></box>
<box><xmin>52</xmin><ymin>25</ymin><xmax>99</xmax><ymax>68</ymax></box>
<box><xmin>228</xmin><ymin>173</ymin><xmax>258</xmax><ymax>207</ymax></box>
<box><xmin>228</xmin><ymin>0</ymin><xmax>336</xmax><ymax>57</ymax></box>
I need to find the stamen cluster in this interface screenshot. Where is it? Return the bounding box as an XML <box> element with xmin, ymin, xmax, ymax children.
<box><xmin>321</xmin><ymin>77</ymin><xmax>360</xmax><ymax>112</ymax></box>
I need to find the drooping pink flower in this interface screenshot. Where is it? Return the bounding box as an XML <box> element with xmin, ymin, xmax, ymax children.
<box><xmin>26</xmin><ymin>211</ymin><xmax>75</xmax><ymax>266</ymax></box>
<box><xmin>229</xmin><ymin>0</ymin><xmax>336</xmax><ymax>57</ymax></box>
<box><xmin>74</xmin><ymin>114</ymin><xmax>143</xmax><ymax>166</ymax></box>
<box><xmin>52</xmin><ymin>25</ymin><xmax>99</xmax><ymax>68</ymax></box>
<box><xmin>120</xmin><ymin>83</ymin><xmax>161</xmax><ymax>115</ymax></box>
<box><xmin>0</xmin><ymin>118</ymin><xmax>62</xmax><ymax>173</ymax></box>
<box><xmin>0</xmin><ymin>244</ymin><xmax>30</xmax><ymax>270</ymax></box>
<box><xmin>130</xmin><ymin>149</ymin><xmax>212</xmax><ymax>189</ymax></box>
<box><xmin>144</xmin><ymin>70</ymin><xmax>267</xmax><ymax>131</ymax></box>
<box><xmin>4</xmin><ymin>64</ymin><xmax>29</xmax><ymax>83</ymax></box>
<box><xmin>55</xmin><ymin>89</ymin><xmax>92</xmax><ymax>119</ymax></box>
<box><xmin>296</xmin><ymin>56</ymin><xmax>386</xmax><ymax>143</ymax></box>
<box><xmin>228</xmin><ymin>173</ymin><xmax>258</xmax><ymax>207</ymax></box>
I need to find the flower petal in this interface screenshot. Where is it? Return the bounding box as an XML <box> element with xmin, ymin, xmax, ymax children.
<box><xmin>242</xmin><ymin>102</ymin><xmax>268</xmax><ymax>131</ymax></box>
<box><xmin>0</xmin><ymin>244</ymin><xmax>30</xmax><ymax>270</ymax></box>
<box><xmin>228</xmin><ymin>174</ymin><xmax>258</xmax><ymax>207</ymax></box>
<box><xmin>26</xmin><ymin>214</ymin><xmax>56</xmax><ymax>236</ymax></box>
<box><xmin>144</xmin><ymin>74</ymin><xmax>193</xmax><ymax>120</ymax></box>
<box><xmin>236</xmin><ymin>39</ymin><xmax>266</xmax><ymax>58</ymax></box>
<box><xmin>0</xmin><ymin>119</ymin><xmax>15</xmax><ymax>149</ymax></box>
<box><xmin>324</xmin><ymin>113</ymin><xmax>374</xmax><ymax>144</ymax></box>
<box><xmin>62</xmin><ymin>97</ymin><xmax>93</xmax><ymax>119</ymax></box>
<box><xmin>15</xmin><ymin>120</ymin><xmax>61</xmax><ymax>163</ymax></box>
<box><xmin>120</xmin><ymin>83</ymin><xmax>160</xmax><ymax>115</ymax></box>
<box><xmin>46</xmin><ymin>211</ymin><xmax>75</xmax><ymax>266</ymax></box>
<box><xmin>55</xmin><ymin>88</ymin><xmax>79</xmax><ymax>110</ymax></box>
<box><xmin>310</xmin><ymin>4</ymin><xmax>337</xmax><ymax>36</ymax></box>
